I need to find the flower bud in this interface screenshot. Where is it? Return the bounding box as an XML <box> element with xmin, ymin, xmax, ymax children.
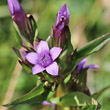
<box><xmin>77</xmin><ymin>58</ymin><xmax>99</xmax><ymax>72</ymax></box>
<box><xmin>8</xmin><ymin>0</ymin><xmax>37</xmax><ymax>44</ymax></box>
<box><xmin>8</xmin><ymin>0</ymin><xmax>26</xmax><ymax>30</ymax></box>
<box><xmin>54</xmin><ymin>4</ymin><xmax>70</xmax><ymax>47</ymax></box>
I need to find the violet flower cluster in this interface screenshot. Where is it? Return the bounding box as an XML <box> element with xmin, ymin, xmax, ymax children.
<box><xmin>7</xmin><ymin>0</ymin><xmax>99</xmax><ymax>78</ymax></box>
<box><xmin>6</xmin><ymin>0</ymin><xmax>104</xmax><ymax>109</ymax></box>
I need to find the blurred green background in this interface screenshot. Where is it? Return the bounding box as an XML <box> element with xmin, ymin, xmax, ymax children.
<box><xmin>0</xmin><ymin>0</ymin><xmax>110</xmax><ymax>110</ymax></box>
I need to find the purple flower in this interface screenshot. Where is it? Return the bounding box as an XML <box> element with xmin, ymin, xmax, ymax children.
<box><xmin>8</xmin><ymin>0</ymin><xmax>26</xmax><ymax>29</ymax></box>
<box><xmin>42</xmin><ymin>101</ymin><xmax>55</xmax><ymax>110</ymax></box>
<box><xmin>56</xmin><ymin>4</ymin><xmax>70</xmax><ymax>27</ymax></box>
<box><xmin>77</xmin><ymin>58</ymin><xmax>99</xmax><ymax>71</ymax></box>
<box><xmin>54</xmin><ymin>4</ymin><xmax>70</xmax><ymax>47</ymax></box>
<box><xmin>26</xmin><ymin>41</ymin><xmax>62</xmax><ymax>76</ymax></box>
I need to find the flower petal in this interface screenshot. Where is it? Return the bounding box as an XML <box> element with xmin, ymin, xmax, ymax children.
<box><xmin>50</xmin><ymin>47</ymin><xmax>62</xmax><ymax>60</ymax></box>
<box><xmin>77</xmin><ymin>58</ymin><xmax>87</xmax><ymax>71</ymax></box>
<box><xmin>26</xmin><ymin>52</ymin><xmax>38</xmax><ymax>64</ymax></box>
<box><xmin>46</xmin><ymin>62</ymin><xmax>58</xmax><ymax>76</ymax></box>
<box><xmin>32</xmin><ymin>64</ymin><xmax>45</xmax><ymax>75</ymax></box>
<box><xmin>37</xmin><ymin>41</ymin><xmax>49</xmax><ymax>53</ymax></box>
<box><xmin>84</xmin><ymin>65</ymin><xmax>99</xmax><ymax>70</ymax></box>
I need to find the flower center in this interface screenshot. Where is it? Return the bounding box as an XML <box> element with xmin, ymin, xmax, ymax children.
<box><xmin>38</xmin><ymin>51</ymin><xmax>53</xmax><ymax>67</ymax></box>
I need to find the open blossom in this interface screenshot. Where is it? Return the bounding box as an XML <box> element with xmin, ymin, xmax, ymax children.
<box><xmin>77</xmin><ymin>58</ymin><xmax>99</xmax><ymax>72</ymax></box>
<box><xmin>26</xmin><ymin>41</ymin><xmax>62</xmax><ymax>76</ymax></box>
<box><xmin>54</xmin><ymin>4</ymin><xmax>70</xmax><ymax>47</ymax></box>
<box><xmin>8</xmin><ymin>0</ymin><xmax>26</xmax><ymax>29</ymax></box>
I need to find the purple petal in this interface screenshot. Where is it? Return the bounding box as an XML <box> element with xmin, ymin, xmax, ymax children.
<box><xmin>37</xmin><ymin>41</ymin><xmax>49</xmax><ymax>53</ymax></box>
<box><xmin>8</xmin><ymin>0</ymin><xmax>23</xmax><ymax>15</ymax></box>
<box><xmin>46</xmin><ymin>62</ymin><xmax>58</xmax><ymax>76</ymax></box>
<box><xmin>26</xmin><ymin>52</ymin><xmax>38</xmax><ymax>64</ymax></box>
<box><xmin>84</xmin><ymin>65</ymin><xmax>99</xmax><ymax>70</ymax></box>
<box><xmin>19</xmin><ymin>49</ymin><xmax>27</xmax><ymax>61</ymax></box>
<box><xmin>77</xmin><ymin>58</ymin><xmax>87</xmax><ymax>71</ymax></box>
<box><xmin>32</xmin><ymin>64</ymin><xmax>45</xmax><ymax>75</ymax></box>
<box><xmin>50</xmin><ymin>47</ymin><xmax>62</xmax><ymax>60</ymax></box>
<box><xmin>42</xmin><ymin>101</ymin><xmax>52</xmax><ymax>105</ymax></box>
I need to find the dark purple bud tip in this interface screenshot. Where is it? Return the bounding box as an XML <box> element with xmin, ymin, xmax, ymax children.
<box><xmin>8</xmin><ymin>0</ymin><xmax>26</xmax><ymax>29</ymax></box>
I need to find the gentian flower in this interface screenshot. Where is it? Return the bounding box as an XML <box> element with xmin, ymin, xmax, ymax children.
<box><xmin>26</xmin><ymin>41</ymin><xmax>62</xmax><ymax>76</ymax></box>
<box><xmin>77</xmin><ymin>58</ymin><xmax>99</xmax><ymax>72</ymax></box>
<box><xmin>54</xmin><ymin>4</ymin><xmax>70</xmax><ymax>47</ymax></box>
<box><xmin>8</xmin><ymin>0</ymin><xmax>26</xmax><ymax>30</ymax></box>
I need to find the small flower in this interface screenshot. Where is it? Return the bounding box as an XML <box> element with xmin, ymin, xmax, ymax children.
<box><xmin>77</xmin><ymin>58</ymin><xmax>99</xmax><ymax>72</ymax></box>
<box><xmin>8</xmin><ymin>0</ymin><xmax>26</xmax><ymax>29</ymax></box>
<box><xmin>54</xmin><ymin>4</ymin><xmax>70</xmax><ymax>47</ymax></box>
<box><xmin>42</xmin><ymin>101</ymin><xmax>55</xmax><ymax>110</ymax></box>
<box><xmin>26</xmin><ymin>41</ymin><xmax>62</xmax><ymax>76</ymax></box>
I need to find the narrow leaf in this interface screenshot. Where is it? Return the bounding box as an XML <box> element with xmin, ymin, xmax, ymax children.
<box><xmin>19</xmin><ymin>60</ymin><xmax>32</xmax><ymax>73</ymax></box>
<box><xmin>4</xmin><ymin>84</ymin><xmax>44</xmax><ymax>107</ymax></box>
<box><xmin>92</xmin><ymin>86</ymin><xmax>110</xmax><ymax>99</ymax></box>
<box><xmin>76</xmin><ymin>33</ymin><xmax>110</xmax><ymax>59</ymax></box>
<box><xmin>12</xmin><ymin>47</ymin><xmax>22</xmax><ymax>59</ymax></box>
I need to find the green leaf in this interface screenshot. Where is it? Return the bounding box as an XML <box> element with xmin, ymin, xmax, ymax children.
<box><xmin>92</xmin><ymin>86</ymin><xmax>110</xmax><ymax>99</ymax></box>
<box><xmin>65</xmin><ymin>27</ymin><xmax>74</xmax><ymax>52</ymax></box>
<box><xmin>19</xmin><ymin>61</ymin><xmax>32</xmax><ymax>73</ymax></box>
<box><xmin>4</xmin><ymin>84</ymin><xmax>45</xmax><ymax>107</ymax></box>
<box><xmin>65</xmin><ymin>33</ymin><xmax>110</xmax><ymax>74</ymax></box>
<box><xmin>76</xmin><ymin>33</ymin><xmax>110</xmax><ymax>60</ymax></box>
<box><xmin>27</xmin><ymin>14</ymin><xmax>38</xmax><ymax>41</ymax></box>
<box><xmin>60</xmin><ymin>92</ymin><xmax>98</xmax><ymax>107</ymax></box>
<box><xmin>81</xmin><ymin>105</ymin><xmax>97</xmax><ymax>110</ymax></box>
<box><xmin>12</xmin><ymin>47</ymin><xmax>22</xmax><ymax>59</ymax></box>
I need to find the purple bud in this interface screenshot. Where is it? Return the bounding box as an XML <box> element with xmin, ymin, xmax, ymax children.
<box><xmin>8</xmin><ymin>0</ymin><xmax>26</xmax><ymax>29</ymax></box>
<box><xmin>77</xmin><ymin>58</ymin><xmax>99</xmax><ymax>72</ymax></box>
<box><xmin>56</xmin><ymin>4</ymin><xmax>70</xmax><ymax>27</ymax></box>
<box><xmin>54</xmin><ymin>4</ymin><xmax>70</xmax><ymax>47</ymax></box>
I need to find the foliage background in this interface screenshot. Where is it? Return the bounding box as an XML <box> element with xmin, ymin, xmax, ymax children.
<box><xmin>0</xmin><ymin>0</ymin><xmax>110</xmax><ymax>110</ymax></box>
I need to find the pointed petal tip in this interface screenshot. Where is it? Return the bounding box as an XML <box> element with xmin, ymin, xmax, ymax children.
<box><xmin>46</xmin><ymin>62</ymin><xmax>58</xmax><ymax>76</ymax></box>
<box><xmin>84</xmin><ymin>65</ymin><xmax>99</xmax><ymax>70</ymax></box>
<box><xmin>50</xmin><ymin>47</ymin><xmax>62</xmax><ymax>60</ymax></box>
<box><xmin>32</xmin><ymin>64</ymin><xmax>45</xmax><ymax>75</ymax></box>
<box><xmin>37</xmin><ymin>40</ymin><xmax>49</xmax><ymax>53</ymax></box>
